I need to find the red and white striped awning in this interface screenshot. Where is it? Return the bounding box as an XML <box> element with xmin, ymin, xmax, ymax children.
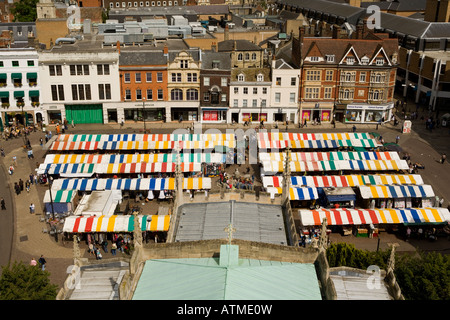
<box><xmin>299</xmin><ymin>208</ymin><xmax>450</xmax><ymax>226</ymax></box>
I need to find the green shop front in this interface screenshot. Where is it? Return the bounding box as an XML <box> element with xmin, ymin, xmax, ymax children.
<box><xmin>65</xmin><ymin>104</ymin><xmax>104</xmax><ymax>124</ymax></box>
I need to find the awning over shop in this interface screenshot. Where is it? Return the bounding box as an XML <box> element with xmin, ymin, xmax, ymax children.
<box><xmin>298</xmin><ymin>208</ymin><xmax>450</xmax><ymax>226</ymax></box>
<box><xmin>359</xmin><ymin>185</ymin><xmax>435</xmax><ymax>199</ymax></box>
<box><xmin>43</xmin><ymin>189</ymin><xmax>76</xmax><ymax>203</ymax></box>
<box><xmin>266</xmin><ymin>187</ymin><xmax>319</xmax><ymax>200</ymax></box>
<box><xmin>62</xmin><ymin>215</ymin><xmax>170</xmax><ymax>233</ymax></box>
<box><xmin>262</xmin><ymin>174</ymin><xmax>424</xmax><ymax>189</ymax></box>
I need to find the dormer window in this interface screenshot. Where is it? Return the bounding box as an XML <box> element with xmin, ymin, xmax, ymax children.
<box><xmin>212</xmin><ymin>60</ymin><xmax>220</xmax><ymax>69</ymax></box>
<box><xmin>361</xmin><ymin>56</ymin><xmax>369</xmax><ymax>65</ymax></box>
<box><xmin>310</xmin><ymin>56</ymin><xmax>319</xmax><ymax>62</ymax></box>
<box><xmin>326</xmin><ymin>55</ymin><xmax>335</xmax><ymax>63</ymax></box>
<box><xmin>257</xmin><ymin>74</ymin><xmax>264</xmax><ymax>82</ymax></box>
<box><xmin>238</xmin><ymin>74</ymin><xmax>245</xmax><ymax>82</ymax></box>
<box><xmin>376</xmin><ymin>58</ymin><xmax>385</xmax><ymax>66</ymax></box>
<box><xmin>346</xmin><ymin>57</ymin><xmax>355</xmax><ymax>65</ymax></box>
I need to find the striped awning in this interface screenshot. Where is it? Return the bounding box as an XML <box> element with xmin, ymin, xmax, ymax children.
<box><xmin>62</xmin><ymin>214</ymin><xmax>170</xmax><ymax>233</ymax></box>
<box><xmin>266</xmin><ymin>187</ymin><xmax>319</xmax><ymax>200</ymax></box>
<box><xmin>299</xmin><ymin>208</ymin><xmax>450</xmax><ymax>226</ymax></box>
<box><xmin>359</xmin><ymin>185</ymin><xmax>435</xmax><ymax>199</ymax></box>
<box><xmin>51</xmin><ymin>177</ymin><xmax>210</xmax><ymax>191</ymax></box>
<box><xmin>44</xmin><ymin>152</ymin><xmax>226</xmax><ymax>165</ymax></box>
<box><xmin>259</xmin><ymin>151</ymin><xmax>400</xmax><ymax>162</ymax></box>
<box><xmin>257</xmin><ymin>132</ymin><xmax>373</xmax><ymax>141</ymax></box>
<box><xmin>43</xmin><ymin>189</ymin><xmax>76</xmax><ymax>203</ymax></box>
<box><xmin>56</xmin><ymin>133</ymin><xmax>235</xmax><ymax>143</ymax></box>
<box><xmin>262</xmin><ymin>174</ymin><xmax>424</xmax><ymax>189</ymax></box>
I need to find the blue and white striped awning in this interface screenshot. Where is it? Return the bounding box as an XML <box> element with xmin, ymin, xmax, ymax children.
<box><xmin>266</xmin><ymin>187</ymin><xmax>319</xmax><ymax>200</ymax></box>
<box><xmin>359</xmin><ymin>185</ymin><xmax>435</xmax><ymax>199</ymax></box>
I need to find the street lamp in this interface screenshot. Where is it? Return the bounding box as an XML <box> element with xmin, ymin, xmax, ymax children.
<box><xmin>136</xmin><ymin>96</ymin><xmax>148</xmax><ymax>133</ymax></box>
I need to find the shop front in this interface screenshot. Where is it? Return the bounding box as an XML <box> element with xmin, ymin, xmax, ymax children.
<box><xmin>200</xmin><ymin>107</ymin><xmax>227</xmax><ymax>123</ymax></box>
<box><xmin>345</xmin><ymin>103</ymin><xmax>394</xmax><ymax>124</ymax></box>
<box><xmin>300</xmin><ymin>103</ymin><xmax>332</xmax><ymax>123</ymax></box>
<box><xmin>171</xmin><ymin>107</ymin><xmax>199</xmax><ymax>122</ymax></box>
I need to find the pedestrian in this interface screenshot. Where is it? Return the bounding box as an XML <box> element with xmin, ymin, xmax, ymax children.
<box><xmin>406</xmin><ymin>227</ymin><xmax>411</xmax><ymax>241</ymax></box>
<box><xmin>8</xmin><ymin>165</ymin><xmax>14</xmax><ymax>175</ymax></box>
<box><xmin>395</xmin><ymin>135</ymin><xmax>400</xmax><ymax>144</ymax></box>
<box><xmin>29</xmin><ymin>173</ymin><xmax>34</xmax><ymax>185</ymax></box>
<box><xmin>19</xmin><ymin>179</ymin><xmax>24</xmax><ymax>191</ymax></box>
<box><xmin>1</xmin><ymin>197</ymin><xmax>5</xmax><ymax>210</ymax></box>
<box><xmin>45</xmin><ymin>134</ymin><xmax>48</xmax><ymax>143</ymax></box>
<box><xmin>439</xmin><ymin>198</ymin><xmax>444</xmax><ymax>207</ymax></box>
<box><xmin>111</xmin><ymin>242</ymin><xmax>117</xmax><ymax>256</ymax></box>
<box><xmin>0</xmin><ymin>147</ymin><xmax>5</xmax><ymax>157</ymax></box>
<box><xmin>29</xmin><ymin>203</ymin><xmax>35</xmax><ymax>214</ymax></box>
<box><xmin>95</xmin><ymin>248</ymin><xmax>102</xmax><ymax>260</ymax></box>
<box><xmin>441</xmin><ymin>153</ymin><xmax>446</xmax><ymax>164</ymax></box>
<box><xmin>30</xmin><ymin>258</ymin><xmax>37</xmax><ymax>266</ymax></box>
<box><xmin>39</xmin><ymin>138</ymin><xmax>43</xmax><ymax>146</ymax></box>
<box><xmin>352</xmin><ymin>125</ymin><xmax>356</xmax><ymax>133</ymax></box>
<box><xmin>25</xmin><ymin>180</ymin><xmax>31</xmax><ymax>193</ymax></box>
<box><xmin>102</xmin><ymin>239</ymin><xmax>108</xmax><ymax>253</ymax></box>
<box><xmin>12</xmin><ymin>155</ymin><xmax>17</xmax><ymax>166</ymax></box>
<box><xmin>14</xmin><ymin>182</ymin><xmax>20</xmax><ymax>195</ymax></box>
<box><xmin>38</xmin><ymin>255</ymin><xmax>46</xmax><ymax>271</ymax></box>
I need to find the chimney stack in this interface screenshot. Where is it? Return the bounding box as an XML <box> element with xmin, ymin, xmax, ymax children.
<box><xmin>116</xmin><ymin>40</ymin><xmax>121</xmax><ymax>54</ymax></box>
<box><xmin>211</xmin><ymin>41</ymin><xmax>216</xmax><ymax>52</ymax></box>
<box><xmin>224</xmin><ymin>24</ymin><xmax>229</xmax><ymax>41</ymax></box>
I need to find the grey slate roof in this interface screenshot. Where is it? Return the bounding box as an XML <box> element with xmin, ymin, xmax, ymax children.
<box><xmin>361</xmin><ymin>0</ymin><xmax>427</xmax><ymax>12</ymax></box>
<box><xmin>119</xmin><ymin>51</ymin><xmax>167</xmax><ymax>66</ymax></box>
<box><xmin>218</xmin><ymin>39</ymin><xmax>263</xmax><ymax>52</ymax></box>
<box><xmin>174</xmin><ymin>201</ymin><xmax>288</xmax><ymax>245</ymax></box>
<box><xmin>201</xmin><ymin>51</ymin><xmax>232</xmax><ymax>70</ymax></box>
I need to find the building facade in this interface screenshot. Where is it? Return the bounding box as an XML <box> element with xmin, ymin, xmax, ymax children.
<box><xmin>199</xmin><ymin>49</ymin><xmax>231</xmax><ymax>123</ymax></box>
<box><xmin>38</xmin><ymin>46</ymin><xmax>120</xmax><ymax>125</ymax></box>
<box><xmin>0</xmin><ymin>48</ymin><xmax>40</xmax><ymax>127</ymax></box>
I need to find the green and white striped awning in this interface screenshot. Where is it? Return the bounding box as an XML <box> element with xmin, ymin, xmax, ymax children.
<box><xmin>43</xmin><ymin>189</ymin><xmax>76</xmax><ymax>203</ymax></box>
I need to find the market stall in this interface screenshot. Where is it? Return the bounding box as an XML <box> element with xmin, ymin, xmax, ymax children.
<box><xmin>43</xmin><ymin>189</ymin><xmax>77</xmax><ymax>216</ymax></box>
<box><xmin>319</xmin><ymin>187</ymin><xmax>356</xmax><ymax>209</ymax></box>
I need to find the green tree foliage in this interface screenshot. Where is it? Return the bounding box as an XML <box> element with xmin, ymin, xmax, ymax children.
<box><xmin>11</xmin><ymin>0</ymin><xmax>39</xmax><ymax>22</ymax></box>
<box><xmin>327</xmin><ymin>243</ymin><xmax>450</xmax><ymax>300</ymax></box>
<box><xmin>0</xmin><ymin>261</ymin><xmax>58</xmax><ymax>300</ymax></box>
<box><xmin>394</xmin><ymin>251</ymin><xmax>450</xmax><ymax>300</ymax></box>
<box><xmin>326</xmin><ymin>242</ymin><xmax>389</xmax><ymax>270</ymax></box>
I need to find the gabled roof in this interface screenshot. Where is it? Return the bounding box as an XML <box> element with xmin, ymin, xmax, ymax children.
<box><xmin>201</xmin><ymin>51</ymin><xmax>232</xmax><ymax>70</ymax></box>
<box><xmin>274</xmin><ymin>58</ymin><xmax>294</xmax><ymax>69</ymax></box>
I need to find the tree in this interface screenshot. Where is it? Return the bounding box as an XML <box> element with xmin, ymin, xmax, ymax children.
<box><xmin>0</xmin><ymin>261</ymin><xmax>58</xmax><ymax>300</ymax></box>
<box><xmin>10</xmin><ymin>0</ymin><xmax>40</xmax><ymax>22</ymax></box>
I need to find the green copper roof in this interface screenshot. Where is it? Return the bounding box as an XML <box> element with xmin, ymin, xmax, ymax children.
<box><xmin>132</xmin><ymin>245</ymin><xmax>322</xmax><ymax>300</ymax></box>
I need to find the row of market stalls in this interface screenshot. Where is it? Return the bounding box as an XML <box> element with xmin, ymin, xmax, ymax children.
<box><xmin>258</xmin><ymin>132</ymin><xmax>450</xmax><ymax>237</ymax></box>
<box><xmin>43</xmin><ymin>133</ymin><xmax>229</xmax><ymax>240</ymax></box>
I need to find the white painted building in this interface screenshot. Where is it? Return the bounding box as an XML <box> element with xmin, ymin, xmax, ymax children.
<box><xmin>269</xmin><ymin>58</ymin><xmax>300</xmax><ymax>124</ymax></box>
<box><xmin>0</xmin><ymin>48</ymin><xmax>41</xmax><ymax>126</ymax></box>
<box><xmin>227</xmin><ymin>69</ymin><xmax>272</xmax><ymax>124</ymax></box>
<box><xmin>38</xmin><ymin>43</ymin><xmax>120</xmax><ymax>125</ymax></box>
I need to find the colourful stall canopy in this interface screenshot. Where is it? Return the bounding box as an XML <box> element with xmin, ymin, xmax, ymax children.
<box><xmin>299</xmin><ymin>208</ymin><xmax>450</xmax><ymax>226</ymax></box>
<box><xmin>43</xmin><ymin>189</ymin><xmax>76</xmax><ymax>203</ymax></box>
<box><xmin>62</xmin><ymin>214</ymin><xmax>170</xmax><ymax>233</ymax></box>
<box><xmin>259</xmin><ymin>151</ymin><xmax>400</xmax><ymax>162</ymax></box>
<box><xmin>359</xmin><ymin>185</ymin><xmax>435</xmax><ymax>199</ymax></box>
<box><xmin>266</xmin><ymin>187</ymin><xmax>319</xmax><ymax>200</ymax></box>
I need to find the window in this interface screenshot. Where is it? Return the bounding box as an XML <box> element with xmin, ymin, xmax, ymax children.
<box><xmin>253</xmin><ymin>88</ymin><xmax>258</xmax><ymax>95</ymax></box>
<box><xmin>237</xmin><ymin>53</ymin><xmax>243</xmax><ymax>61</ymax></box>
<box><xmin>27</xmin><ymin>60</ymin><xmax>34</xmax><ymax>66</ymax></box>
<box><xmin>361</xmin><ymin>56</ymin><xmax>369</xmax><ymax>65</ymax></box>
<box><xmin>179</xmin><ymin>60</ymin><xmax>188</xmax><ymax>69</ymax></box>
<box><xmin>146</xmin><ymin>72</ymin><xmax>152</xmax><ymax>82</ymax></box>
<box><xmin>290</xmin><ymin>92</ymin><xmax>296</xmax><ymax>103</ymax></box>
<box><xmin>245</xmin><ymin>53</ymin><xmax>250</xmax><ymax>61</ymax></box>
<box><xmin>212</xmin><ymin>61</ymin><xmax>220</xmax><ymax>69</ymax></box>
<box><xmin>339</xmin><ymin>88</ymin><xmax>354</xmax><ymax>100</ymax></box>
<box><xmin>203</xmin><ymin>92</ymin><xmax>210</xmax><ymax>102</ymax></box>
<box><xmin>98</xmin><ymin>84</ymin><xmax>111</xmax><ymax>100</ymax></box>
<box><xmin>124</xmin><ymin>73</ymin><xmax>131</xmax><ymax>83</ymax></box>
<box><xmin>221</xmin><ymin>77</ymin><xmax>227</xmax><ymax>87</ymax></box>
<box><xmin>305</xmin><ymin>87</ymin><xmax>320</xmax><ymax>99</ymax></box>
<box><xmin>203</xmin><ymin>77</ymin><xmax>210</xmax><ymax>86</ymax></box>
<box><xmin>234</xmin><ymin>87</ymin><xmax>239</xmax><ymax>94</ymax></box>
<box><xmin>51</xmin><ymin>85</ymin><xmax>64</xmax><ymax>101</ymax></box>
<box><xmin>0</xmin><ymin>62</ymin><xmax>3</xmax><ymax>67</ymax></box>
<box><xmin>310</xmin><ymin>56</ymin><xmax>319</xmax><ymax>62</ymax></box>
<box><xmin>326</xmin><ymin>55</ymin><xmax>335</xmax><ymax>63</ymax></box>
<box><xmin>346</xmin><ymin>57</ymin><xmax>355</xmax><ymax>65</ymax></box>
<box><xmin>171</xmin><ymin>73</ymin><xmax>181</xmax><ymax>82</ymax></box>
<box><xmin>125</xmin><ymin>89</ymin><xmax>131</xmax><ymax>100</ymax></box>
<box><xmin>243</xmin><ymin>87</ymin><xmax>248</xmax><ymax>95</ymax></box>
<box><xmin>359</xmin><ymin>72</ymin><xmax>366</xmax><ymax>83</ymax></box>
<box><xmin>157</xmin><ymin>89</ymin><xmax>163</xmax><ymax>100</ymax></box>
<box><xmin>275</xmin><ymin>92</ymin><xmax>281</xmax><ymax>103</ymax></box>
<box><xmin>171</xmin><ymin>89</ymin><xmax>183</xmax><ymax>100</ymax></box>
<box><xmin>72</xmin><ymin>84</ymin><xmax>91</xmax><ymax>100</ymax></box>
<box><xmin>252</xmin><ymin>99</ymin><xmax>257</xmax><ymax>107</ymax></box>
<box><xmin>370</xmin><ymin>72</ymin><xmax>386</xmax><ymax>83</ymax></box>
<box><xmin>186</xmin><ymin>89</ymin><xmax>198</xmax><ymax>101</ymax></box>
<box><xmin>262</xmin><ymin>87</ymin><xmax>267</xmax><ymax>94</ymax></box>
<box><xmin>136</xmin><ymin>89</ymin><xmax>142</xmax><ymax>100</ymax></box>
<box><xmin>325</xmin><ymin>70</ymin><xmax>333</xmax><ymax>81</ymax></box>
<box><xmin>291</xmin><ymin>77</ymin><xmax>296</xmax><ymax>86</ymax></box>
<box><xmin>135</xmin><ymin>73</ymin><xmax>141</xmax><ymax>83</ymax></box>
<box><xmin>49</xmin><ymin>65</ymin><xmax>62</xmax><ymax>76</ymax></box>
<box><xmin>252</xmin><ymin>53</ymin><xmax>257</xmax><ymax>60</ymax></box>
<box><xmin>233</xmin><ymin>99</ymin><xmax>238</xmax><ymax>107</ymax></box>
<box><xmin>157</xmin><ymin>72</ymin><xmax>163</xmax><ymax>82</ymax></box>
<box><xmin>306</xmin><ymin>70</ymin><xmax>321</xmax><ymax>81</ymax></box>
<box><xmin>12</xmin><ymin>61</ymin><xmax>19</xmax><ymax>67</ymax></box>
<box><xmin>221</xmin><ymin>94</ymin><xmax>226</xmax><ymax>102</ymax></box>
<box><xmin>376</xmin><ymin>58</ymin><xmax>384</xmax><ymax>66</ymax></box>
<box><xmin>187</xmin><ymin>73</ymin><xmax>197</xmax><ymax>82</ymax></box>
<box><xmin>341</xmin><ymin>71</ymin><xmax>356</xmax><ymax>82</ymax></box>
<box><xmin>147</xmin><ymin>89</ymin><xmax>153</xmax><ymax>100</ymax></box>
<box><xmin>324</xmin><ymin>87</ymin><xmax>332</xmax><ymax>99</ymax></box>
<box><xmin>369</xmin><ymin>89</ymin><xmax>383</xmax><ymax>101</ymax></box>
<box><xmin>276</xmin><ymin>77</ymin><xmax>281</xmax><ymax>86</ymax></box>
<box><xmin>256</xmin><ymin>74</ymin><xmax>263</xmax><ymax>82</ymax></box>
<box><xmin>116</xmin><ymin>2</ymin><xmax>120</xmax><ymax>7</ymax></box>
<box><xmin>238</xmin><ymin>74</ymin><xmax>245</xmax><ymax>82</ymax></box>
<box><xmin>242</xmin><ymin>99</ymin><xmax>248</xmax><ymax>107</ymax></box>
<box><xmin>97</xmin><ymin>64</ymin><xmax>109</xmax><ymax>75</ymax></box>
<box><xmin>122</xmin><ymin>2</ymin><xmax>125</xmax><ymax>7</ymax></box>
<box><xmin>261</xmin><ymin>99</ymin><xmax>266</xmax><ymax>107</ymax></box>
